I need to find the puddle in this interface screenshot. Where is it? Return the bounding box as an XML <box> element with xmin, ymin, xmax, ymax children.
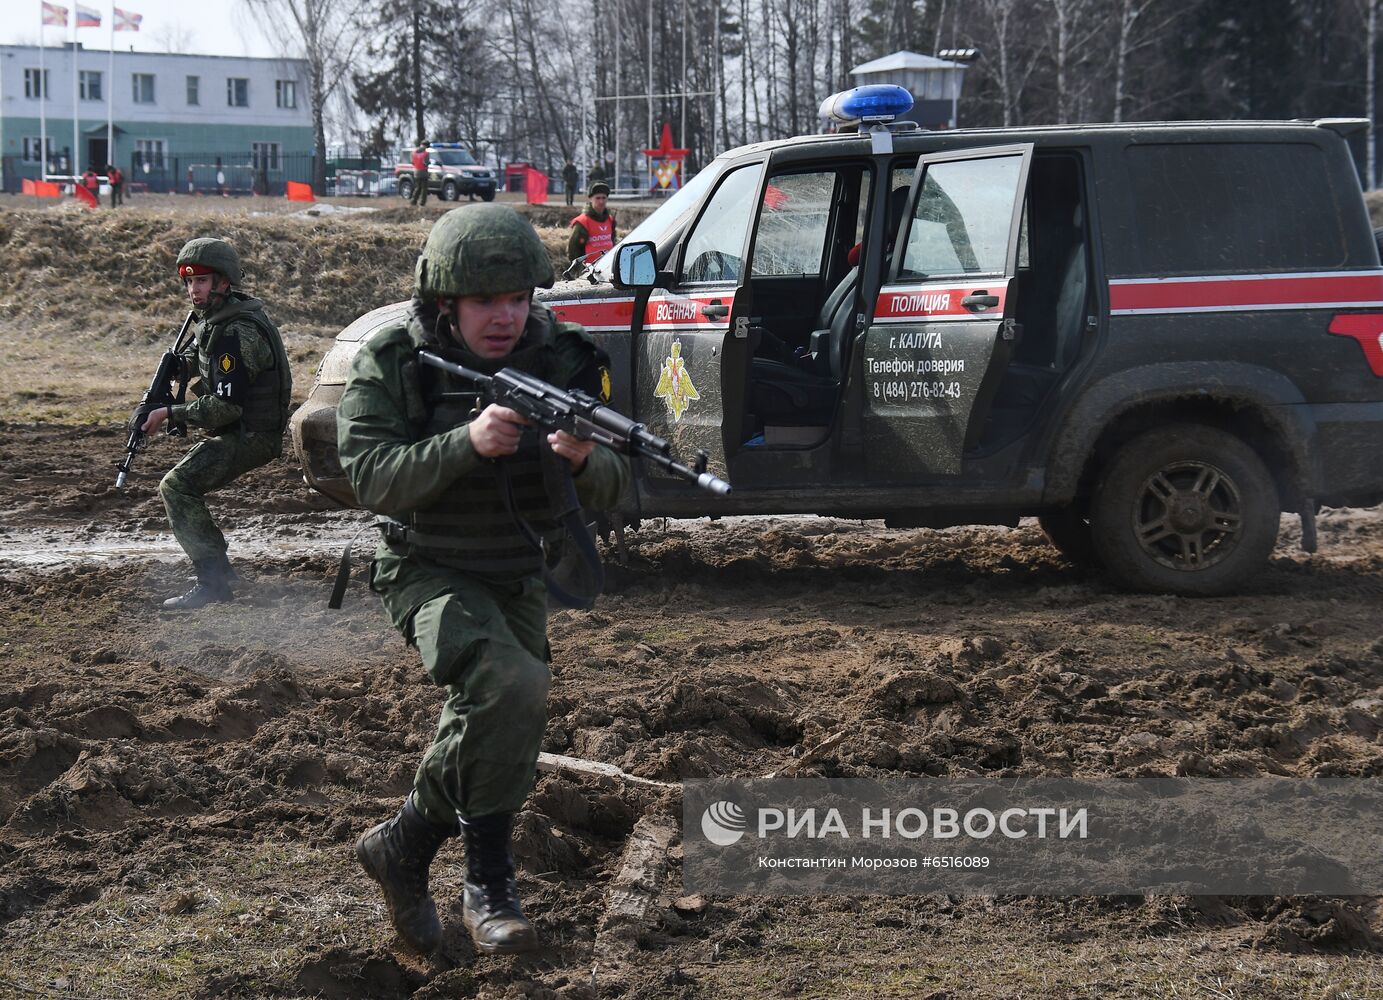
<box><xmin>0</xmin><ymin>527</ymin><xmax>361</xmax><ymax>568</ymax></box>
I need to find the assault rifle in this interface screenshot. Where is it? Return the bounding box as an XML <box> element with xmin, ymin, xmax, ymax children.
<box><xmin>417</xmin><ymin>350</ymin><xmax>732</xmax><ymax>495</ymax></box>
<box><xmin>115</xmin><ymin>312</ymin><xmax>195</xmax><ymax>488</ymax></box>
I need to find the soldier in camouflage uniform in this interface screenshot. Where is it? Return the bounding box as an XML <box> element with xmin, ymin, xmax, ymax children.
<box><xmin>338</xmin><ymin>205</ymin><xmax>628</xmax><ymax>956</ymax></box>
<box><xmin>138</xmin><ymin>238</ymin><xmax>292</xmax><ymax>609</ymax></box>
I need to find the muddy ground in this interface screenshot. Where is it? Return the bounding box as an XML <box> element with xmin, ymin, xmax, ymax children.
<box><xmin>1</xmin><ymin>203</ymin><xmax>1381</xmax><ymax>999</ymax></box>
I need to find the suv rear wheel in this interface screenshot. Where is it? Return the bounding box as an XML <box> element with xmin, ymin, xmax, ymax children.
<box><xmin>442</xmin><ymin>179</ymin><xmax>458</xmax><ymax>201</ymax></box>
<box><xmin>1090</xmin><ymin>424</ymin><xmax>1279</xmax><ymax>596</ymax></box>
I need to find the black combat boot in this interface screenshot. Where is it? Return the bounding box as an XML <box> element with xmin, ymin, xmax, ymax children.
<box><xmin>460</xmin><ymin>813</ymin><xmax>538</xmax><ymax>954</ymax></box>
<box><xmin>161</xmin><ymin>557</ymin><xmax>234</xmax><ymax>610</ymax></box>
<box><xmin>355</xmin><ymin>794</ymin><xmax>454</xmax><ymax>954</ymax></box>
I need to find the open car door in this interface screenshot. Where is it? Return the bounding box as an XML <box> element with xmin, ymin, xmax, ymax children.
<box><xmin>632</xmin><ymin>161</ymin><xmax>765</xmax><ymax>492</ymax></box>
<box><xmin>858</xmin><ymin>144</ymin><xmax>1033</xmax><ymax>477</ymax></box>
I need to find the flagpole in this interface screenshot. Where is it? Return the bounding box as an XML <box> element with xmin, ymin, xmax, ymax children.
<box><xmin>39</xmin><ymin>2</ymin><xmax>47</xmax><ymax>180</ymax></box>
<box><xmin>71</xmin><ymin>5</ymin><xmax>79</xmax><ymax>180</ymax></box>
<box><xmin>106</xmin><ymin>0</ymin><xmax>113</xmax><ymax>169</ymax></box>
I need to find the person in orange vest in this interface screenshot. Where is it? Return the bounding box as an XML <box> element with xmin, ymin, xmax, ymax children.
<box><xmin>82</xmin><ymin>166</ymin><xmax>101</xmax><ymax>205</ymax></box>
<box><xmin>106</xmin><ymin>163</ymin><xmax>124</xmax><ymax>208</ymax></box>
<box><xmin>566</xmin><ymin>181</ymin><xmax>617</xmax><ymax>265</ymax></box>
<box><xmin>409</xmin><ymin>143</ymin><xmax>430</xmax><ymax>207</ymax></box>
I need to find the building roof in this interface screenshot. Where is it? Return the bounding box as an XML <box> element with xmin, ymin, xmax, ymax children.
<box><xmin>849</xmin><ymin>50</ymin><xmax>963</xmax><ymax>75</ymax></box>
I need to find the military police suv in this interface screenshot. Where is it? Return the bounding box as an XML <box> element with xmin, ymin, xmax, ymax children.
<box><xmin>296</xmin><ymin>86</ymin><xmax>1383</xmax><ymax>596</ymax></box>
<box><xmin>395</xmin><ymin>142</ymin><xmax>497</xmax><ymax>202</ymax></box>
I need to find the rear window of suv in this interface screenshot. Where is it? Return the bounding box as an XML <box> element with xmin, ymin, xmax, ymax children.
<box><xmin>1125</xmin><ymin>142</ymin><xmax>1347</xmax><ymax>274</ymax></box>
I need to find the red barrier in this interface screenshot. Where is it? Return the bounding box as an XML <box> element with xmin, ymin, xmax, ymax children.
<box><xmin>23</xmin><ymin>179</ymin><xmax>61</xmax><ymax>197</ymax></box>
<box><xmin>525</xmin><ymin>168</ymin><xmax>549</xmax><ymax>205</ymax></box>
<box><xmin>286</xmin><ymin>181</ymin><xmax>315</xmax><ymax>202</ymax></box>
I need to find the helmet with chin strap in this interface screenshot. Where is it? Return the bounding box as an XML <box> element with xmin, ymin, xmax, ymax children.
<box><xmin>414</xmin><ymin>205</ymin><xmax>555</xmax><ymax>300</ymax></box>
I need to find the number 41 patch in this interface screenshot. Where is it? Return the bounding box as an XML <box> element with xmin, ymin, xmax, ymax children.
<box><xmin>212</xmin><ymin>339</ymin><xmax>247</xmax><ymax>403</ymax></box>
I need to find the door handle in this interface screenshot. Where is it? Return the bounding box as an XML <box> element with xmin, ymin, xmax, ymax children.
<box><xmin>962</xmin><ymin>292</ymin><xmax>1000</xmax><ymax>311</ymax></box>
<box><xmin>701</xmin><ymin>301</ymin><xmax>729</xmax><ymax>319</ymax></box>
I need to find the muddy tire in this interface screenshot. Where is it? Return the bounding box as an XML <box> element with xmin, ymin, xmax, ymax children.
<box><xmin>1090</xmin><ymin>424</ymin><xmax>1279</xmax><ymax>596</ymax></box>
<box><xmin>1038</xmin><ymin>506</ymin><xmax>1099</xmax><ymax>567</ymax></box>
<box><xmin>398</xmin><ymin>176</ymin><xmax>414</xmax><ymax>200</ymax></box>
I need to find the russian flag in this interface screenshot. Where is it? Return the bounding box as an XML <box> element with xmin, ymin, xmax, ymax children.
<box><xmin>114</xmin><ymin>7</ymin><xmax>142</xmax><ymax>31</ymax></box>
<box><xmin>75</xmin><ymin>3</ymin><xmax>100</xmax><ymax>27</ymax></box>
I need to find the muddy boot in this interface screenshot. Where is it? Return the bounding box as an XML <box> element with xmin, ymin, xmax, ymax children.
<box><xmin>355</xmin><ymin>794</ymin><xmax>453</xmax><ymax>954</ymax></box>
<box><xmin>461</xmin><ymin>813</ymin><xmax>538</xmax><ymax>954</ymax></box>
<box><xmin>162</xmin><ymin>557</ymin><xmax>234</xmax><ymax>610</ymax></box>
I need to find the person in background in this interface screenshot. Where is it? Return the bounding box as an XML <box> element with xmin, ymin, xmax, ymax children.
<box><xmin>567</xmin><ymin>181</ymin><xmax>617</xmax><ymax>265</ymax></box>
<box><xmin>410</xmin><ymin>143</ymin><xmax>431</xmax><ymax>207</ymax></box>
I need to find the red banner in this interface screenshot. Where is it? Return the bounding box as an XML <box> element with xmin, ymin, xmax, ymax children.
<box><xmin>525</xmin><ymin>168</ymin><xmax>549</xmax><ymax>205</ymax></box>
<box><xmin>21</xmin><ymin>179</ymin><xmax>35</xmax><ymax>195</ymax></box>
<box><xmin>34</xmin><ymin>180</ymin><xmax>62</xmax><ymax>198</ymax></box>
<box><xmin>286</xmin><ymin>181</ymin><xmax>315</xmax><ymax>202</ymax></box>
<box><xmin>73</xmin><ymin>184</ymin><xmax>98</xmax><ymax>208</ymax></box>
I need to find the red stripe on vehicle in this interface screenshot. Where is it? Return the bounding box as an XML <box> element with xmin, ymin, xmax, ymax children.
<box><xmin>546</xmin><ymin>297</ymin><xmax>637</xmax><ymax>331</ymax></box>
<box><xmin>644</xmin><ymin>292</ymin><xmax>733</xmax><ymax>330</ymax></box>
<box><xmin>874</xmin><ymin>282</ymin><xmax>1008</xmax><ymax>323</ymax></box>
<box><xmin>1109</xmin><ymin>272</ymin><xmax>1383</xmax><ymax>314</ymax></box>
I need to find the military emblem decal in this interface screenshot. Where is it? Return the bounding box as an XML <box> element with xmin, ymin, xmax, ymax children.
<box><xmin>654</xmin><ymin>340</ymin><xmax>699</xmax><ymax>422</ymax></box>
<box><xmin>218</xmin><ymin>353</ymin><xmax>236</xmax><ymax>375</ymax></box>
<box><xmin>598</xmin><ymin>366</ymin><xmax>613</xmax><ymax>403</ymax></box>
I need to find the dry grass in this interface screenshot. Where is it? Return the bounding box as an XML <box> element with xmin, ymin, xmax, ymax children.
<box><xmin>0</xmin><ymin>205</ymin><xmax>573</xmax><ymax>343</ymax></box>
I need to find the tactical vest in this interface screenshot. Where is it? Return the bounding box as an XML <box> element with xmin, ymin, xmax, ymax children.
<box><xmin>199</xmin><ymin>293</ymin><xmax>293</xmax><ymax>434</ymax></box>
<box><xmin>572</xmin><ymin>211</ymin><xmax>615</xmax><ymax>262</ymax></box>
<box><xmin>390</xmin><ymin>313</ymin><xmax>578</xmax><ymax>579</ymax></box>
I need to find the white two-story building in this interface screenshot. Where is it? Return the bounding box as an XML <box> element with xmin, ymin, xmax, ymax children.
<box><xmin>1</xmin><ymin>42</ymin><xmax>312</xmax><ymax>192</ymax></box>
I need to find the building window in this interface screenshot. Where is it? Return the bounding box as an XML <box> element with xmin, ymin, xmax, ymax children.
<box><xmin>134</xmin><ymin>139</ymin><xmax>166</xmax><ymax>169</ymax></box>
<box><xmin>132</xmin><ymin>73</ymin><xmax>155</xmax><ymax>104</ymax></box>
<box><xmin>24</xmin><ymin>68</ymin><xmax>49</xmax><ymax>98</ymax></box>
<box><xmin>252</xmin><ymin>142</ymin><xmax>281</xmax><ymax>172</ymax></box>
<box><xmin>186</xmin><ymin>75</ymin><xmax>199</xmax><ymax>105</ymax></box>
<box><xmin>275</xmin><ymin>79</ymin><xmax>296</xmax><ymax>109</ymax></box>
<box><xmin>22</xmin><ymin>137</ymin><xmax>54</xmax><ymax>164</ymax></box>
<box><xmin>227</xmin><ymin>77</ymin><xmax>249</xmax><ymax>107</ymax></box>
<box><xmin>80</xmin><ymin>70</ymin><xmax>102</xmax><ymax>101</ymax></box>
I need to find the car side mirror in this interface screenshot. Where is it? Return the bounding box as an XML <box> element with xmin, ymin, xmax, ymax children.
<box><xmin>613</xmin><ymin>241</ymin><xmax>658</xmax><ymax>289</ymax></box>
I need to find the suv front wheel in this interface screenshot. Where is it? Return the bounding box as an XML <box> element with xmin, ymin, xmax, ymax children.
<box><xmin>1090</xmin><ymin>424</ymin><xmax>1279</xmax><ymax>596</ymax></box>
<box><xmin>442</xmin><ymin>179</ymin><xmax>458</xmax><ymax>201</ymax></box>
<box><xmin>398</xmin><ymin>176</ymin><xmax>414</xmax><ymax>200</ymax></box>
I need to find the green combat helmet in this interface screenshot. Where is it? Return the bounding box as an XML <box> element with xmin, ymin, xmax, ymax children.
<box><xmin>415</xmin><ymin>205</ymin><xmax>554</xmax><ymax>299</ymax></box>
<box><xmin>175</xmin><ymin>237</ymin><xmax>244</xmax><ymax>285</ymax></box>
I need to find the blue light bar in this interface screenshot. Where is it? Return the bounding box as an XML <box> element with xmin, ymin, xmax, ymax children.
<box><xmin>428</xmin><ymin>142</ymin><xmax>464</xmax><ymax>149</ymax></box>
<box><xmin>819</xmin><ymin>85</ymin><xmax>915</xmax><ymax>125</ymax></box>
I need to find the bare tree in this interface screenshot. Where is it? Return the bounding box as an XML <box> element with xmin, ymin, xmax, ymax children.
<box><xmin>242</xmin><ymin>0</ymin><xmax>369</xmax><ymax>192</ymax></box>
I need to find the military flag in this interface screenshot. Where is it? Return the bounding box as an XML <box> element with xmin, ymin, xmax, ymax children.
<box><xmin>41</xmin><ymin>2</ymin><xmax>68</xmax><ymax>26</ymax></box>
<box><xmin>113</xmin><ymin>7</ymin><xmax>141</xmax><ymax>31</ymax></box>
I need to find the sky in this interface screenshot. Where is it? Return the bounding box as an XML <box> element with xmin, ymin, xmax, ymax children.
<box><xmin>1</xmin><ymin>0</ymin><xmax>283</xmax><ymax>60</ymax></box>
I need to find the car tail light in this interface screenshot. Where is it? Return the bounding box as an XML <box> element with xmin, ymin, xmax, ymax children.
<box><xmin>1328</xmin><ymin>313</ymin><xmax>1383</xmax><ymax>376</ymax></box>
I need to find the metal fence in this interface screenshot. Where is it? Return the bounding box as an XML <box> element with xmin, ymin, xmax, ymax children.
<box><xmin>127</xmin><ymin>150</ymin><xmax>322</xmax><ymax>196</ymax></box>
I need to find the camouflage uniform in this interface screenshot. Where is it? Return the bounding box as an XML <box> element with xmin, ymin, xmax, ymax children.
<box><xmin>340</xmin><ymin>205</ymin><xmax>628</xmax><ymax>956</ymax></box>
<box><xmin>158</xmin><ymin>239</ymin><xmax>292</xmax><ymax>607</ymax></box>
<box><xmin>339</xmin><ymin>301</ymin><xmax>625</xmax><ymax>820</ymax></box>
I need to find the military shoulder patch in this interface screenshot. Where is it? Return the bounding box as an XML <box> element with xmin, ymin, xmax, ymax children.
<box><xmin>218</xmin><ymin>353</ymin><xmax>237</xmax><ymax>375</ymax></box>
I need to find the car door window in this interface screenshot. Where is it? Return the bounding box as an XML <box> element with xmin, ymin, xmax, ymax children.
<box><xmin>751</xmin><ymin>171</ymin><xmax>837</xmax><ymax>277</ymax></box>
<box><xmin>899</xmin><ymin>155</ymin><xmax>1025</xmax><ymax>279</ymax></box>
<box><xmin>680</xmin><ymin>165</ymin><xmax>762</xmax><ymax>284</ymax></box>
